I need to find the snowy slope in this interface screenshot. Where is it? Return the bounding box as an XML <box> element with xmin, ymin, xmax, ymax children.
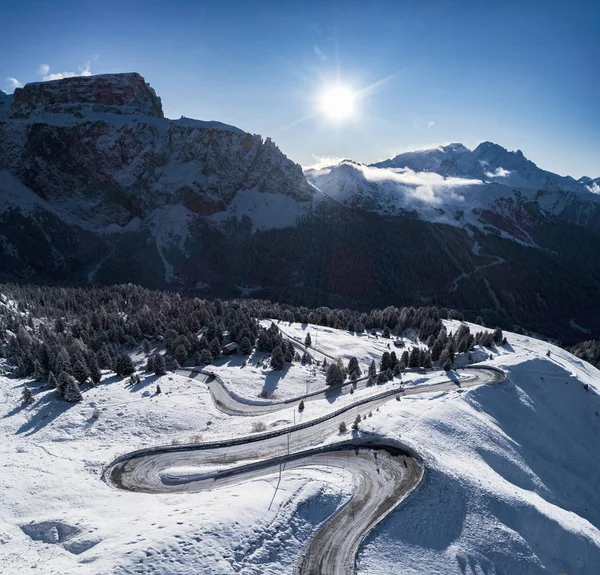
<box><xmin>1</xmin><ymin>322</ymin><xmax>598</xmax><ymax>574</ymax></box>
<box><xmin>306</xmin><ymin>151</ymin><xmax>600</xmax><ymax>239</ymax></box>
<box><xmin>374</xmin><ymin>141</ymin><xmax>587</xmax><ymax>194</ymax></box>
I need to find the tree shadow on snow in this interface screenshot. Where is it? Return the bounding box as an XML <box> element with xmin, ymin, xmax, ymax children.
<box><xmin>323</xmin><ymin>384</ymin><xmax>343</xmax><ymax>404</ymax></box>
<box><xmin>261</xmin><ymin>364</ymin><xmax>292</xmax><ymax>397</ymax></box>
<box><xmin>15</xmin><ymin>392</ymin><xmax>78</xmax><ymax>436</ymax></box>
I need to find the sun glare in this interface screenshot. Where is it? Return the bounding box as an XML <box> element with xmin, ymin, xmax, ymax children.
<box><xmin>320</xmin><ymin>85</ymin><xmax>356</xmax><ymax>121</ymax></box>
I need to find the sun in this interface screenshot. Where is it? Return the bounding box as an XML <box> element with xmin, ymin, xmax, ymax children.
<box><xmin>320</xmin><ymin>85</ymin><xmax>356</xmax><ymax>121</ymax></box>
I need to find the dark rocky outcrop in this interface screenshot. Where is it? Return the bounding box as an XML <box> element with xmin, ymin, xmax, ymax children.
<box><xmin>10</xmin><ymin>73</ymin><xmax>164</xmax><ymax>118</ymax></box>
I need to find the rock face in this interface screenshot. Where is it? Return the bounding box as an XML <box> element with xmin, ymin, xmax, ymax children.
<box><xmin>1</xmin><ymin>74</ymin><xmax>314</xmax><ymax>227</ymax></box>
<box><xmin>10</xmin><ymin>73</ymin><xmax>164</xmax><ymax>118</ymax></box>
<box><xmin>0</xmin><ymin>72</ymin><xmax>316</xmax><ymax>290</ymax></box>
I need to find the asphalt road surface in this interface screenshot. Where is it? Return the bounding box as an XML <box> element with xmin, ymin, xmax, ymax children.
<box><xmin>105</xmin><ymin>365</ymin><xmax>504</xmax><ymax>573</ymax></box>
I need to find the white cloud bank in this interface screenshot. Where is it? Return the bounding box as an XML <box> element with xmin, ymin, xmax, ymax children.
<box><xmin>5</xmin><ymin>77</ymin><xmax>22</xmax><ymax>92</ymax></box>
<box><xmin>38</xmin><ymin>61</ymin><xmax>92</xmax><ymax>81</ymax></box>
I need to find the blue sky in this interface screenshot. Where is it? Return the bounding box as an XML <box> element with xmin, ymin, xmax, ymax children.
<box><xmin>2</xmin><ymin>0</ymin><xmax>599</xmax><ymax>177</ymax></box>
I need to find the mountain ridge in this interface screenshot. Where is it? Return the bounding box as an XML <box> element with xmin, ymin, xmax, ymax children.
<box><xmin>1</xmin><ymin>72</ymin><xmax>599</xmax><ymax>343</ymax></box>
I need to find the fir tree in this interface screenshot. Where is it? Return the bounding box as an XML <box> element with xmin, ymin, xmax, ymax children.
<box><xmin>199</xmin><ymin>349</ymin><xmax>213</xmax><ymax>365</ymax></box>
<box><xmin>32</xmin><ymin>359</ymin><xmax>46</xmax><ymax>381</ymax></box>
<box><xmin>270</xmin><ymin>345</ymin><xmax>284</xmax><ymax>370</ymax></box>
<box><xmin>154</xmin><ymin>354</ymin><xmax>167</xmax><ymax>376</ymax></box>
<box><xmin>409</xmin><ymin>346</ymin><xmax>420</xmax><ymax>368</ymax></box>
<box><xmin>146</xmin><ymin>355</ymin><xmax>155</xmax><ymax>372</ymax></box>
<box><xmin>431</xmin><ymin>338</ymin><xmax>444</xmax><ymax>362</ymax></box>
<box><xmin>21</xmin><ymin>386</ymin><xmax>33</xmax><ymax>405</ymax></box>
<box><xmin>172</xmin><ymin>359</ymin><xmax>180</xmax><ymax>371</ymax></box>
<box><xmin>284</xmin><ymin>345</ymin><xmax>295</xmax><ymax>363</ymax></box>
<box><xmin>55</xmin><ymin>350</ymin><xmax>71</xmax><ymax>376</ymax></box>
<box><xmin>56</xmin><ymin>371</ymin><xmax>71</xmax><ymax>398</ymax></box>
<box><xmin>64</xmin><ymin>377</ymin><xmax>83</xmax><ymax>403</ymax></box>
<box><xmin>97</xmin><ymin>344</ymin><xmax>113</xmax><ymax>370</ymax></box>
<box><xmin>209</xmin><ymin>337</ymin><xmax>221</xmax><ymax>360</ymax></box>
<box><xmin>114</xmin><ymin>354</ymin><xmax>134</xmax><ymax>377</ymax></box>
<box><xmin>367</xmin><ymin>360</ymin><xmax>376</xmax><ymax>378</ymax></box>
<box><xmin>326</xmin><ymin>363</ymin><xmax>344</xmax><ymax>386</ymax></box>
<box><xmin>47</xmin><ymin>371</ymin><xmax>57</xmax><ymax>389</ymax></box>
<box><xmin>239</xmin><ymin>337</ymin><xmax>252</xmax><ymax>355</ymax></box>
<box><xmin>380</xmin><ymin>351</ymin><xmax>392</xmax><ymax>372</ymax></box>
<box><xmin>347</xmin><ymin>356</ymin><xmax>361</xmax><ymax>379</ymax></box>
<box><xmin>73</xmin><ymin>360</ymin><xmax>90</xmax><ymax>386</ymax></box>
<box><xmin>88</xmin><ymin>355</ymin><xmax>102</xmax><ymax>385</ymax></box>
<box><xmin>304</xmin><ymin>333</ymin><xmax>312</xmax><ymax>347</ymax></box>
<box><xmin>174</xmin><ymin>344</ymin><xmax>187</xmax><ymax>365</ymax></box>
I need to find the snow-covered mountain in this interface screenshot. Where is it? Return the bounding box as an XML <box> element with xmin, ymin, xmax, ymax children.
<box><xmin>1</xmin><ymin>73</ymin><xmax>600</xmax><ymax>342</ymax></box>
<box><xmin>0</xmin><ymin>73</ymin><xmax>320</xmax><ymax>285</ymax></box>
<box><xmin>306</xmin><ymin>144</ymin><xmax>600</xmax><ymax>239</ymax></box>
<box><xmin>373</xmin><ymin>141</ymin><xmax>585</xmax><ymax>193</ymax></box>
<box><xmin>1</xmin><ymin>73</ymin><xmax>315</xmax><ymax>227</ymax></box>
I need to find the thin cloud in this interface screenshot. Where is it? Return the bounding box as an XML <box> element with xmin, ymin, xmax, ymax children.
<box><xmin>40</xmin><ymin>61</ymin><xmax>92</xmax><ymax>81</ymax></box>
<box><xmin>302</xmin><ymin>156</ymin><xmax>345</xmax><ymax>171</ymax></box>
<box><xmin>313</xmin><ymin>45</ymin><xmax>327</xmax><ymax>61</ymax></box>
<box><xmin>5</xmin><ymin>77</ymin><xmax>22</xmax><ymax>91</ymax></box>
<box><xmin>485</xmin><ymin>167</ymin><xmax>511</xmax><ymax>179</ymax></box>
<box><xmin>427</xmin><ymin>121</ymin><xmax>435</xmax><ymax>129</ymax></box>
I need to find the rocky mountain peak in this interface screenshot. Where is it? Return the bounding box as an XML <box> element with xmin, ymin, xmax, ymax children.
<box><xmin>10</xmin><ymin>72</ymin><xmax>163</xmax><ymax>118</ymax></box>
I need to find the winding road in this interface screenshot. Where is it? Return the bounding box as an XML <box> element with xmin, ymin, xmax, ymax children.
<box><xmin>104</xmin><ymin>353</ymin><xmax>505</xmax><ymax>574</ymax></box>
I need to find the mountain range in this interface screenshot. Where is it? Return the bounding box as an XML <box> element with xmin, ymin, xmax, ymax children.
<box><xmin>1</xmin><ymin>73</ymin><xmax>599</xmax><ymax>343</ymax></box>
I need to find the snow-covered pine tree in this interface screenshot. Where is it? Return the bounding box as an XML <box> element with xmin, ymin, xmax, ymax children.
<box><xmin>239</xmin><ymin>337</ymin><xmax>252</xmax><ymax>355</ymax></box>
<box><xmin>209</xmin><ymin>337</ymin><xmax>221</xmax><ymax>360</ymax></box>
<box><xmin>114</xmin><ymin>354</ymin><xmax>134</xmax><ymax>377</ymax></box>
<box><xmin>284</xmin><ymin>345</ymin><xmax>294</xmax><ymax>363</ymax></box>
<box><xmin>270</xmin><ymin>345</ymin><xmax>284</xmax><ymax>370</ymax></box>
<box><xmin>87</xmin><ymin>355</ymin><xmax>102</xmax><ymax>385</ymax></box>
<box><xmin>368</xmin><ymin>360</ymin><xmax>377</xmax><ymax>378</ymax></box>
<box><xmin>32</xmin><ymin>359</ymin><xmax>46</xmax><ymax>381</ymax></box>
<box><xmin>200</xmin><ymin>349</ymin><xmax>212</xmax><ymax>364</ymax></box>
<box><xmin>146</xmin><ymin>355</ymin><xmax>155</xmax><ymax>372</ymax></box>
<box><xmin>73</xmin><ymin>360</ymin><xmax>90</xmax><ymax>386</ymax></box>
<box><xmin>55</xmin><ymin>350</ymin><xmax>71</xmax><ymax>376</ymax></box>
<box><xmin>154</xmin><ymin>354</ymin><xmax>166</xmax><ymax>376</ymax></box>
<box><xmin>347</xmin><ymin>356</ymin><xmax>361</xmax><ymax>379</ymax></box>
<box><xmin>56</xmin><ymin>371</ymin><xmax>71</xmax><ymax>398</ymax></box>
<box><xmin>174</xmin><ymin>344</ymin><xmax>187</xmax><ymax>365</ymax></box>
<box><xmin>47</xmin><ymin>371</ymin><xmax>57</xmax><ymax>389</ymax></box>
<box><xmin>326</xmin><ymin>363</ymin><xmax>344</xmax><ymax>386</ymax></box>
<box><xmin>21</xmin><ymin>386</ymin><xmax>33</xmax><ymax>405</ymax></box>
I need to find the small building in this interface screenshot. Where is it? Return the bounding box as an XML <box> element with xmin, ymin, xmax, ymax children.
<box><xmin>222</xmin><ymin>342</ymin><xmax>238</xmax><ymax>355</ymax></box>
<box><xmin>393</xmin><ymin>340</ymin><xmax>405</xmax><ymax>348</ymax></box>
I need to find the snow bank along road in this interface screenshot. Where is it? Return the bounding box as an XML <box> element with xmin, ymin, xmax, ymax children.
<box><xmin>104</xmin><ymin>366</ymin><xmax>505</xmax><ymax>574</ymax></box>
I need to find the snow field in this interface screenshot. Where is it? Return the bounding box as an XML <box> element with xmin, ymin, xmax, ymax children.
<box><xmin>0</xmin><ymin>320</ymin><xmax>598</xmax><ymax>574</ymax></box>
